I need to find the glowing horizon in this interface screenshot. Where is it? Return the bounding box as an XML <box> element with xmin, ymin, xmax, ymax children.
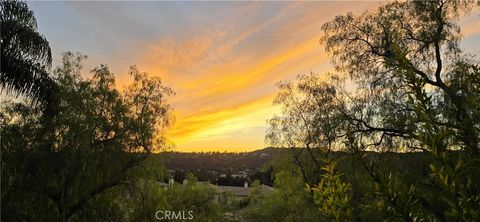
<box><xmin>29</xmin><ymin>1</ymin><xmax>480</xmax><ymax>152</ymax></box>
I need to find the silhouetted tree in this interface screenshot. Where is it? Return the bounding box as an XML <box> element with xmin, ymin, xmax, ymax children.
<box><xmin>0</xmin><ymin>0</ymin><xmax>55</xmax><ymax>105</ymax></box>
<box><xmin>267</xmin><ymin>0</ymin><xmax>480</xmax><ymax>220</ymax></box>
<box><xmin>1</xmin><ymin>52</ymin><xmax>174</xmax><ymax>221</ymax></box>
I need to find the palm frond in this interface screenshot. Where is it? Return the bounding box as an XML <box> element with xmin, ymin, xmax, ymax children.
<box><xmin>0</xmin><ymin>0</ymin><xmax>55</xmax><ymax>105</ymax></box>
<box><xmin>1</xmin><ymin>20</ymin><xmax>52</xmax><ymax>67</ymax></box>
<box><xmin>0</xmin><ymin>0</ymin><xmax>37</xmax><ymax>29</ymax></box>
<box><xmin>1</xmin><ymin>53</ymin><xmax>55</xmax><ymax>103</ymax></box>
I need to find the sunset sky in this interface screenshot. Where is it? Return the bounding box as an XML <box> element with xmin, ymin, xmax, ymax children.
<box><xmin>28</xmin><ymin>1</ymin><xmax>480</xmax><ymax>152</ymax></box>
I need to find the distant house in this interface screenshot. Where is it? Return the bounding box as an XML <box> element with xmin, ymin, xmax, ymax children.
<box><xmin>198</xmin><ymin>182</ymin><xmax>276</xmax><ymax>206</ymax></box>
<box><xmin>238</xmin><ymin>171</ymin><xmax>249</xmax><ymax>178</ymax></box>
<box><xmin>158</xmin><ymin>182</ymin><xmax>169</xmax><ymax>190</ymax></box>
<box><xmin>207</xmin><ymin>170</ymin><xmax>217</xmax><ymax>175</ymax></box>
<box><xmin>230</xmin><ymin>173</ymin><xmax>248</xmax><ymax>179</ymax></box>
<box><xmin>259</xmin><ymin>153</ymin><xmax>271</xmax><ymax>158</ymax></box>
<box><xmin>159</xmin><ymin>179</ymin><xmax>275</xmax><ymax>206</ymax></box>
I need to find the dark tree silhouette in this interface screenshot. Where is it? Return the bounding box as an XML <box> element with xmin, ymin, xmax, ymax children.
<box><xmin>0</xmin><ymin>0</ymin><xmax>55</xmax><ymax>105</ymax></box>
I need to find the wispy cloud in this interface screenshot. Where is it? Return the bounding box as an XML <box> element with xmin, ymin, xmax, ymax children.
<box><xmin>29</xmin><ymin>1</ymin><xmax>480</xmax><ymax>151</ymax></box>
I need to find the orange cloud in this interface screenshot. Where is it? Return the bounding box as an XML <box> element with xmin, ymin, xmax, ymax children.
<box><xmin>108</xmin><ymin>2</ymin><xmax>479</xmax><ymax>152</ymax></box>
<box><xmin>162</xmin><ymin>46</ymin><xmax>331</xmax><ymax>152</ymax></box>
<box><xmin>460</xmin><ymin>8</ymin><xmax>480</xmax><ymax>37</ymax></box>
<box><xmin>128</xmin><ymin>4</ymin><xmax>374</xmax><ymax>152</ymax></box>
<box><xmin>167</xmin><ymin>93</ymin><xmax>276</xmax><ymax>143</ymax></box>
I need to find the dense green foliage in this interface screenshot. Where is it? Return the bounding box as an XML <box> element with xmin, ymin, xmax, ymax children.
<box><xmin>1</xmin><ymin>51</ymin><xmax>174</xmax><ymax>221</ymax></box>
<box><xmin>308</xmin><ymin>158</ymin><xmax>352</xmax><ymax>222</ymax></box>
<box><xmin>101</xmin><ymin>173</ymin><xmax>225</xmax><ymax>222</ymax></box>
<box><xmin>241</xmin><ymin>156</ymin><xmax>323</xmax><ymax>222</ymax></box>
<box><xmin>261</xmin><ymin>0</ymin><xmax>480</xmax><ymax>221</ymax></box>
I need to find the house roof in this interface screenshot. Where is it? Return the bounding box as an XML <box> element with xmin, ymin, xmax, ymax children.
<box><xmin>200</xmin><ymin>182</ymin><xmax>275</xmax><ymax>197</ymax></box>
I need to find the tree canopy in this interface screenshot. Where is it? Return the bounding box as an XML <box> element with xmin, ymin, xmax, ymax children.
<box><xmin>1</xmin><ymin>52</ymin><xmax>174</xmax><ymax>221</ymax></box>
<box><xmin>267</xmin><ymin>0</ymin><xmax>480</xmax><ymax>220</ymax></box>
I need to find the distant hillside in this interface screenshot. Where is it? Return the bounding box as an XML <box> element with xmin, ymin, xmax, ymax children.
<box><xmin>155</xmin><ymin>148</ymin><xmax>432</xmax><ymax>188</ymax></box>
<box><xmin>152</xmin><ymin>148</ymin><xmax>282</xmax><ymax>185</ymax></box>
<box><xmin>160</xmin><ymin>147</ymin><xmax>281</xmax><ymax>172</ymax></box>
<box><xmin>158</xmin><ymin>148</ymin><xmax>430</xmax><ymax>174</ymax></box>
